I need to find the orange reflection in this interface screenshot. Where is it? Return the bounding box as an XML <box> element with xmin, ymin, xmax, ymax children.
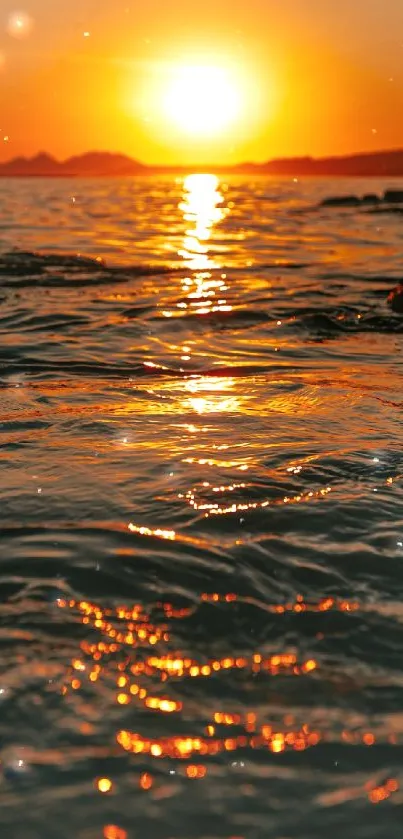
<box><xmin>140</xmin><ymin>772</ymin><xmax>153</xmax><ymax>790</ymax></box>
<box><xmin>104</xmin><ymin>827</ymin><xmax>127</xmax><ymax>839</ymax></box>
<box><xmin>186</xmin><ymin>764</ymin><xmax>207</xmax><ymax>778</ymax></box>
<box><xmin>368</xmin><ymin>779</ymin><xmax>399</xmax><ymax>804</ymax></box>
<box><xmin>183</xmin><ymin>376</ymin><xmax>240</xmax><ymax>415</ymax></box>
<box><xmin>58</xmin><ymin>592</ymin><xmax>398</xmax><ymax>795</ymax></box>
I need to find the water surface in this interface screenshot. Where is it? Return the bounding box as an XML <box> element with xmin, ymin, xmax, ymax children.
<box><xmin>0</xmin><ymin>175</ymin><xmax>403</xmax><ymax>839</ymax></box>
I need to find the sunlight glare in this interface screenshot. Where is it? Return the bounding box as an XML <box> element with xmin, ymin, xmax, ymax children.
<box><xmin>164</xmin><ymin>65</ymin><xmax>240</xmax><ymax>136</ymax></box>
<box><xmin>182</xmin><ymin>175</ymin><xmax>223</xmax><ymax>239</ymax></box>
<box><xmin>179</xmin><ymin>174</ymin><xmax>226</xmax><ymax>269</ymax></box>
<box><xmin>183</xmin><ymin>377</ymin><xmax>240</xmax><ymax>415</ymax></box>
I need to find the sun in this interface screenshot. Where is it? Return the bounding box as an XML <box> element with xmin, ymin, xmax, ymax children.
<box><xmin>163</xmin><ymin>64</ymin><xmax>241</xmax><ymax>137</ymax></box>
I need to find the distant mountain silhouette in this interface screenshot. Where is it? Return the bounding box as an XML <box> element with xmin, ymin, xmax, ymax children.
<box><xmin>60</xmin><ymin>151</ymin><xmax>147</xmax><ymax>176</ymax></box>
<box><xmin>0</xmin><ymin>148</ymin><xmax>402</xmax><ymax>176</ymax></box>
<box><xmin>0</xmin><ymin>151</ymin><xmax>147</xmax><ymax>177</ymax></box>
<box><xmin>1</xmin><ymin>152</ymin><xmax>62</xmax><ymax>176</ymax></box>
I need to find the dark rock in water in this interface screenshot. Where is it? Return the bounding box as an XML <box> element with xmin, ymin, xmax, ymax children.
<box><xmin>387</xmin><ymin>284</ymin><xmax>403</xmax><ymax>313</ymax></box>
<box><xmin>383</xmin><ymin>190</ymin><xmax>403</xmax><ymax>204</ymax></box>
<box><xmin>321</xmin><ymin>195</ymin><xmax>361</xmax><ymax>208</ymax></box>
<box><xmin>361</xmin><ymin>193</ymin><xmax>381</xmax><ymax>204</ymax></box>
<box><xmin>320</xmin><ymin>190</ymin><xmax>403</xmax><ymax>211</ymax></box>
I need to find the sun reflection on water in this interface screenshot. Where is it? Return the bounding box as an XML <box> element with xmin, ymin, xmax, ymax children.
<box><xmin>163</xmin><ymin>174</ymin><xmax>232</xmax><ymax>322</ymax></box>
<box><xmin>179</xmin><ymin>174</ymin><xmax>227</xmax><ymax>270</ymax></box>
<box><xmin>57</xmin><ymin>592</ymin><xmax>400</xmax><ymax>805</ymax></box>
<box><xmin>178</xmin><ymin>174</ymin><xmax>231</xmax><ymax>319</ymax></box>
<box><xmin>183</xmin><ymin>376</ymin><xmax>241</xmax><ymax>415</ymax></box>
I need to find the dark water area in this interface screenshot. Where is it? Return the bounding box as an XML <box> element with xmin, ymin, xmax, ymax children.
<box><xmin>0</xmin><ymin>174</ymin><xmax>403</xmax><ymax>839</ymax></box>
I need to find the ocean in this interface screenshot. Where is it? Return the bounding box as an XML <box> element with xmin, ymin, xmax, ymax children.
<box><xmin>0</xmin><ymin>174</ymin><xmax>402</xmax><ymax>839</ymax></box>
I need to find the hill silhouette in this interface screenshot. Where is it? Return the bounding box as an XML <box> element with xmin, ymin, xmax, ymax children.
<box><xmin>0</xmin><ymin>149</ymin><xmax>402</xmax><ymax>177</ymax></box>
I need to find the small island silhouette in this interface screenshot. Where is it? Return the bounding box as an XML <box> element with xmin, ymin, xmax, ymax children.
<box><xmin>0</xmin><ymin>148</ymin><xmax>402</xmax><ymax>177</ymax></box>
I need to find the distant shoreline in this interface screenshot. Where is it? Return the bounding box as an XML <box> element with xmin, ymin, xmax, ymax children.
<box><xmin>1</xmin><ymin>172</ymin><xmax>403</xmax><ymax>179</ymax></box>
<box><xmin>0</xmin><ymin>149</ymin><xmax>403</xmax><ymax>178</ymax></box>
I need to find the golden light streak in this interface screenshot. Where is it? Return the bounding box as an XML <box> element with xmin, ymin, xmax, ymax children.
<box><xmin>128</xmin><ymin>523</ymin><xmax>176</xmax><ymax>541</ymax></box>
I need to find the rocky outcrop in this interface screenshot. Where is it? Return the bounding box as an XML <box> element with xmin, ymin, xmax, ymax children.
<box><xmin>384</xmin><ymin>190</ymin><xmax>403</xmax><ymax>204</ymax></box>
<box><xmin>321</xmin><ymin>195</ymin><xmax>362</xmax><ymax>208</ymax></box>
<box><xmin>388</xmin><ymin>284</ymin><xmax>403</xmax><ymax>313</ymax></box>
<box><xmin>320</xmin><ymin>189</ymin><xmax>403</xmax><ymax>210</ymax></box>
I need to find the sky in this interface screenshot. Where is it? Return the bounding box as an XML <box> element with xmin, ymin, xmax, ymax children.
<box><xmin>0</xmin><ymin>0</ymin><xmax>402</xmax><ymax>164</ymax></box>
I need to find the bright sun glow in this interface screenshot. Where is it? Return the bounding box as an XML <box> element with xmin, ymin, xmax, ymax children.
<box><xmin>164</xmin><ymin>65</ymin><xmax>240</xmax><ymax>136</ymax></box>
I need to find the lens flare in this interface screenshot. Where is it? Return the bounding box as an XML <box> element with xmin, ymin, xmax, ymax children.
<box><xmin>7</xmin><ymin>11</ymin><xmax>33</xmax><ymax>39</ymax></box>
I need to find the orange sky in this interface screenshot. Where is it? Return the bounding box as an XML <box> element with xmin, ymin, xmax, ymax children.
<box><xmin>0</xmin><ymin>0</ymin><xmax>402</xmax><ymax>164</ymax></box>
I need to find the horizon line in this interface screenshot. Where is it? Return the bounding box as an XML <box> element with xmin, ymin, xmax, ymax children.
<box><xmin>1</xmin><ymin>146</ymin><xmax>403</xmax><ymax>168</ymax></box>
